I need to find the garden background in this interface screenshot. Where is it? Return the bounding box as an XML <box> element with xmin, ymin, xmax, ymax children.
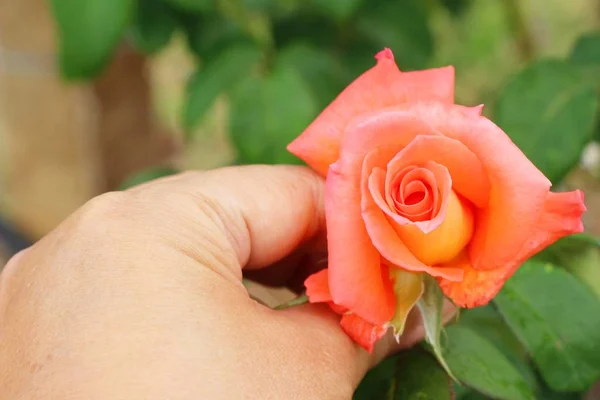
<box><xmin>1</xmin><ymin>0</ymin><xmax>600</xmax><ymax>398</ymax></box>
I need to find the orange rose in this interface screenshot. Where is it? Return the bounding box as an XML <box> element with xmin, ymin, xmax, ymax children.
<box><xmin>288</xmin><ymin>49</ymin><xmax>586</xmax><ymax>352</ymax></box>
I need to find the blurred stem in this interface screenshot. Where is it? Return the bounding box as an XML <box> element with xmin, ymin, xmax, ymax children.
<box><xmin>274</xmin><ymin>295</ymin><xmax>308</xmax><ymax>310</ymax></box>
<box><xmin>504</xmin><ymin>0</ymin><xmax>535</xmax><ymax>63</ymax></box>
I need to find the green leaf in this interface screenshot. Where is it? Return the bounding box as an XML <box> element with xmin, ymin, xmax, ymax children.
<box><xmin>535</xmin><ymin>234</ymin><xmax>600</xmax><ymax>298</ymax></box>
<box><xmin>453</xmin><ymin>384</ymin><xmax>489</xmax><ymax>400</ymax></box>
<box><xmin>494</xmin><ymin>60</ymin><xmax>598</xmax><ymax>183</ymax></box>
<box><xmin>354</xmin><ymin>347</ymin><xmax>452</xmax><ymax>400</ymax></box>
<box><xmin>310</xmin><ymin>0</ymin><xmax>364</xmax><ymax>21</ymax></box>
<box><xmin>394</xmin><ymin>348</ymin><xmax>453</xmax><ymax>400</ymax></box>
<box><xmin>50</xmin><ymin>0</ymin><xmax>135</xmax><ymax>79</ymax></box>
<box><xmin>183</xmin><ymin>43</ymin><xmax>262</xmax><ymax>134</ymax></box>
<box><xmin>569</xmin><ymin>31</ymin><xmax>600</xmax><ymax>68</ymax></box>
<box><xmin>457</xmin><ymin>306</ymin><xmax>538</xmax><ymax>392</ymax></box>
<box><xmin>444</xmin><ymin>325</ymin><xmax>535</xmax><ymax>400</ymax></box>
<box><xmin>181</xmin><ymin>14</ymin><xmax>250</xmax><ymax>59</ymax></box>
<box><xmin>437</xmin><ymin>0</ymin><xmax>471</xmax><ymax>16</ymax></box>
<box><xmin>354</xmin><ymin>0</ymin><xmax>434</xmax><ymax>70</ymax></box>
<box><xmin>388</xmin><ymin>270</ymin><xmax>423</xmax><ymax>340</ymax></box>
<box><xmin>493</xmin><ymin>261</ymin><xmax>600</xmax><ymax>392</ymax></box>
<box><xmin>275</xmin><ymin>43</ymin><xmax>347</xmax><ymax>109</ymax></box>
<box><xmin>119</xmin><ymin>166</ymin><xmax>179</xmax><ymax>190</ymax></box>
<box><xmin>354</xmin><ymin>355</ymin><xmax>399</xmax><ymax>400</ymax></box>
<box><xmin>165</xmin><ymin>0</ymin><xmax>213</xmax><ymax>13</ymax></box>
<box><xmin>272</xmin><ymin>12</ymin><xmax>339</xmax><ymax>50</ymax></box>
<box><xmin>416</xmin><ymin>275</ymin><xmax>455</xmax><ymax>381</ymax></box>
<box><xmin>229</xmin><ymin>65</ymin><xmax>318</xmax><ymax>164</ymax></box>
<box><xmin>130</xmin><ymin>0</ymin><xmax>178</xmax><ymax>54</ymax></box>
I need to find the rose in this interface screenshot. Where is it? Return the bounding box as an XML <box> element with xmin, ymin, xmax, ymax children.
<box><xmin>287</xmin><ymin>48</ymin><xmax>586</xmax><ymax>352</ymax></box>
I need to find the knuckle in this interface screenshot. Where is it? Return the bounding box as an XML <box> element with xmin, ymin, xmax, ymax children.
<box><xmin>71</xmin><ymin>191</ymin><xmax>131</xmax><ymax>234</ymax></box>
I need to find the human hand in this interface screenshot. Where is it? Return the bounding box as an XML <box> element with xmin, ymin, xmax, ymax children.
<box><xmin>0</xmin><ymin>165</ymin><xmax>455</xmax><ymax>400</ymax></box>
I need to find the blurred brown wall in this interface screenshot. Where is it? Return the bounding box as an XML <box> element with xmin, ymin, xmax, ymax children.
<box><xmin>0</xmin><ymin>0</ymin><xmax>178</xmax><ymax>240</ymax></box>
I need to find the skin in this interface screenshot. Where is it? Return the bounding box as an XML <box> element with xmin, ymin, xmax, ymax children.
<box><xmin>0</xmin><ymin>165</ymin><xmax>455</xmax><ymax>400</ymax></box>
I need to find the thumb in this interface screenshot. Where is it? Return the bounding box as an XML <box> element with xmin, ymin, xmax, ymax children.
<box><xmin>127</xmin><ymin>165</ymin><xmax>326</xmax><ymax>275</ymax></box>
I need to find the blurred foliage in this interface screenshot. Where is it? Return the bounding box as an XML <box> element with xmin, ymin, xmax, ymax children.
<box><xmin>50</xmin><ymin>0</ymin><xmax>600</xmax><ymax>398</ymax></box>
<box><xmin>494</xmin><ymin>60</ymin><xmax>597</xmax><ymax>183</ymax></box>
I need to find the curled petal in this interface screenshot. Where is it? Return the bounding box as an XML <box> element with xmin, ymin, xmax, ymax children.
<box><xmin>391</xmin><ymin>175</ymin><xmax>434</xmax><ymax>220</ymax></box>
<box><xmin>355</xmin><ymin>102</ymin><xmax>551</xmax><ymax>271</ymax></box>
<box><xmin>287</xmin><ymin>49</ymin><xmax>454</xmax><ymax>176</ymax></box>
<box><xmin>340</xmin><ymin>313</ymin><xmax>388</xmax><ymax>354</ymax></box>
<box><xmin>362</xmin><ymin>183</ymin><xmax>464</xmax><ymax>280</ymax></box>
<box><xmin>369</xmin><ymin>167</ymin><xmax>443</xmax><ymax>233</ymax></box>
<box><xmin>366</xmin><ymin>155</ymin><xmax>474</xmax><ymax>266</ymax></box>
<box><xmin>418</xmin><ymin>103</ymin><xmax>551</xmax><ymax>271</ymax></box>
<box><xmin>359</xmin><ymin>145</ymin><xmax>463</xmax><ymax>280</ymax></box>
<box><xmin>325</xmin><ymin>161</ymin><xmax>396</xmax><ymax>325</ymax></box>
<box><xmin>513</xmin><ymin>190</ymin><xmax>586</xmax><ymax>261</ymax></box>
<box><xmin>439</xmin><ymin>190</ymin><xmax>586</xmax><ymax>307</ymax></box>
<box><xmin>305</xmin><ymin>268</ymin><xmax>332</xmax><ymax>303</ymax></box>
<box><xmin>385</xmin><ymin>135</ymin><xmax>490</xmax><ymax>208</ymax></box>
<box><xmin>437</xmin><ymin>252</ymin><xmax>506</xmax><ymax>308</ymax></box>
<box><xmin>392</xmin><ymin>189</ymin><xmax>475</xmax><ymax>266</ymax></box>
<box><xmin>466</xmin><ymin>104</ymin><xmax>484</xmax><ymax>116</ymax></box>
<box><xmin>304</xmin><ymin>269</ymin><xmax>387</xmax><ymax>353</ymax></box>
<box><xmin>382</xmin><ymin>161</ymin><xmax>450</xmax><ymax>234</ymax></box>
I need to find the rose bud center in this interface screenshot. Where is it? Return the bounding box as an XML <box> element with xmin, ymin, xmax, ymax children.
<box><xmin>378</xmin><ymin>162</ymin><xmax>475</xmax><ymax>266</ymax></box>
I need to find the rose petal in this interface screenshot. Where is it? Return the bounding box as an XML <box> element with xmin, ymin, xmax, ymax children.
<box><xmin>412</xmin><ymin>102</ymin><xmax>552</xmax><ymax>271</ymax></box>
<box><xmin>373</xmin><ymin>166</ymin><xmax>438</xmax><ymax>226</ymax></box>
<box><xmin>386</xmin><ymin>135</ymin><xmax>490</xmax><ymax>208</ymax></box>
<box><xmin>325</xmin><ymin>161</ymin><xmax>396</xmax><ymax>325</ymax></box>
<box><xmin>387</xmin><ymin>165</ymin><xmax>415</xmax><ymax>203</ymax></box>
<box><xmin>467</xmin><ymin>104</ymin><xmax>484</xmax><ymax>116</ymax></box>
<box><xmin>328</xmin><ymin>302</ymin><xmax>348</xmax><ymax>315</ymax></box>
<box><xmin>342</xmin><ymin>102</ymin><xmax>551</xmax><ymax>271</ymax></box>
<box><xmin>398</xmin><ymin>168</ymin><xmax>437</xmax><ymax>218</ymax></box>
<box><xmin>305</xmin><ymin>268</ymin><xmax>332</xmax><ymax>303</ymax></box>
<box><xmin>438</xmin><ymin>190</ymin><xmax>585</xmax><ymax>307</ymax></box>
<box><xmin>361</xmin><ymin>161</ymin><xmax>464</xmax><ymax>281</ymax></box>
<box><xmin>395</xmin><ymin>180</ymin><xmax>433</xmax><ymax>220</ymax></box>
<box><xmin>393</xmin><ymin>188</ymin><xmax>475</xmax><ymax>266</ymax></box>
<box><xmin>437</xmin><ymin>252</ymin><xmax>503</xmax><ymax>308</ymax></box>
<box><xmin>287</xmin><ymin>49</ymin><xmax>454</xmax><ymax>176</ymax></box>
<box><xmin>513</xmin><ymin>190</ymin><xmax>586</xmax><ymax>261</ymax></box>
<box><xmin>340</xmin><ymin>313</ymin><xmax>388</xmax><ymax>354</ymax></box>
